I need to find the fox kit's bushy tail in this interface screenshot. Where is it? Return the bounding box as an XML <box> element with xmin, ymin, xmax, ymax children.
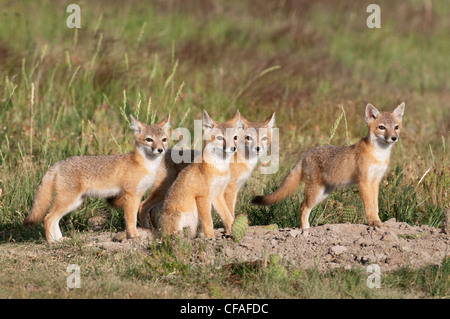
<box><xmin>252</xmin><ymin>159</ymin><xmax>303</xmax><ymax>205</ymax></box>
<box><xmin>24</xmin><ymin>167</ymin><xmax>57</xmax><ymax>226</ymax></box>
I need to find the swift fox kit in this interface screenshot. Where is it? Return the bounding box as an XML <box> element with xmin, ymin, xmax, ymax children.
<box><xmin>221</xmin><ymin>111</ymin><xmax>276</xmax><ymax>218</ymax></box>
<box><xmin>253</xmin><ymin>102</ymin><xmax>405</xmax><ymax>229</ymax></box>
<box><xmin>158</xmin><ymin>110</ymin><xmax>243</xmax><ymax>238</ymax></box>
<box><xmin>24</xmin><ymin>114</ymin><xmax>170</xmax><ymax>242</ymax></box>
<box><xmin>138</xmin><ymin>111</ymin><xmax>276</xmax><ymax>229</ymax></box>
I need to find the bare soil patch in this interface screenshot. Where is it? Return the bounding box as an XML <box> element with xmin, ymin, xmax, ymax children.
<box><xmin>86</xmin><ymin>219</ymin><xmax>450</xmax><ymax>272</ymax></box>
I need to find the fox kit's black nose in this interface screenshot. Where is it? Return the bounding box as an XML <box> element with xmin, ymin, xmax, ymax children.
<box><xmin>158</xmin><ymin>148</ymin><xmax>164</xmax><ymax>153</ymax></box>
<box><xmin>391</xmin><ymin>137</ymin><xmax>397</xmax><ymax>141</ymax></box>
<box><xmin>255</xmin><ymin>146</ymin><xmax>261</xmax><ymax>152</ymax></box>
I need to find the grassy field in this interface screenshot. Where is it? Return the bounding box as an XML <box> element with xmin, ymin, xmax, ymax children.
<box><xmin>0</xmin><ymin>0</ymin><xmax>449</xmax><ymax>298</ymax></box>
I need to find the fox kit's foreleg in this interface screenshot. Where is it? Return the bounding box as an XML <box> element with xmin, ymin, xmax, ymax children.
<box><xmin>123</xmin><ymin>193</ymin><xmax>142</xmax><ymax>239</ymax></box>
<box><xmin>223</xmin><ymin>187</ymin><xmax>238</xmax><ymax>219</ymax></box>
<box><xmin>212</xmin><ymin>194</ymin><xmax>234</xmax><ymax>235</ymax></box>
<box><xmin>112</xmin><ymin>193</ymin><xmax>143</xmax><ymax>241</ymax></box>
<box><xmin>358</xmin><ymin>179</ymin><xmax>382</xmax><ymax>227</ymax></box>
<box><xmin>196</xmin><ymin>196</ymin><xmax>214</xmax><ymax>239</ymax></box>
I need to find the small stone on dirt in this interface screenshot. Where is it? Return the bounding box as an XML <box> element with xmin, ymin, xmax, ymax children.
<box><xmin>289</xmin><ymin>229</ymin><xmax>303</xmax><ymax>238</ymax></box>
<box><xmin>329</xmin><ymin>245</ymin><xmax>347</xmax><ymax>255</ymax></box>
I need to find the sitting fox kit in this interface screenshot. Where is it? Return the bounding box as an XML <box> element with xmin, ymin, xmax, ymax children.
<box><xmin>253</xmin><ymin>102</ymin><xmax>405</xmax><ymax>229</ymax></box>
<box><xmin>158</xmin><ymin>111</ymin><xmax>243</xmax><ymax>238</ymax></box>
<box><xmin>24</xmin><ymin>114</ymin><xmax>170</xmax><ymax>243</ymax></box>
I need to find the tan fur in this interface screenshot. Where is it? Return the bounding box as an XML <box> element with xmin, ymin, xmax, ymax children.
<box><xmin>139</xmin><ymin>111</ymin><xmax>276</xmax><ymax>228</ymax></box>
<box><xmin>253</xmin><ymin>102</ymin><xmax>405</xmax><ymax>229</ymax></box>
<box><xmin>24</xmin><ymin>114</ymin><xmax>170</xmax><ymax>243</ymax></box>
<box><xmin>158</xmin><ymin>111</ymin><xmax>243</xmax><ymax>238</ymax></box>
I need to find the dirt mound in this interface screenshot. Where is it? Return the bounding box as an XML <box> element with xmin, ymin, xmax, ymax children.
<box><xmin>86</xmin><ymin>219</ymin><xmax>450</xmax><ymax>272</ymax></box>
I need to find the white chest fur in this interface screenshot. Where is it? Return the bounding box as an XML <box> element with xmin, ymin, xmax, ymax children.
<box><xmin>137</xmin><ymin>146</ymin><xmax>164</xmax><ymax>194</ymax></box>
<box><xmin>368</xmin><ymin>164</ymin><xmax>388</xmax><ymax>182</ymax></box>
<box><xmin>236</xmin><ymin>162</ymin><xmax>257</xmax><ymax>187</ymax></box>
<box><xmin>237</xmin><ymin>169</ymin><xmax>253</xmax><ymax>187</ymax></box>
<box><xmin>368</xmin><ymin>137</ymin><xmax>392</xmax><ymax>181</ymax></box>
<box><xmin>209</xmin><ymin>175</ymin><xmax>230</xmax><ymax>202</ymax></box>
<box><xmin>137</xmin><ymin>173</ymin><xmax>157</xmax><ymax>194</ymax></box>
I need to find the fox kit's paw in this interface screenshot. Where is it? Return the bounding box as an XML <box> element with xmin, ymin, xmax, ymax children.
<box><xmin>112</xmin><ymin>231</ymin><xmax>142</xmax><ymax>242</ymax></box>
<box><xmin>47</xmin><ymin>236</ymin><xmax>69</xmax><ymax>244</ymax></box>
<box><xmin>368</xmin><ymin>220</ymin><xmax>382</xmax><ymax>228</ymax></box>
<box><xmin>200</xmin><ymin>230</ymin><xmax>215</xmax><ymax>239</ymax></box>
<box><xmin>205</xmin><ymin>233</ymin><xmax>215</xmax><ymax>239</ymax></box>
<box><xmin>112</xmin><ymin>231</ymin><xmax>127</xmax><ymax>242</ymax></box>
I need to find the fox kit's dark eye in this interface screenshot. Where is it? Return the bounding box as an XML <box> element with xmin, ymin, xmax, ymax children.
<box><xmin>245</xmin><ymin>135</ymin><xmax>252</xmax><ymax>141</ymax></box>
<box><xmin>146</xmin><ymin>137</ymin><xmax>153</xmax><ymax>142</ymax></box>
<box><xmin>234</xmin><ymin>136</ymin><xmax>238</xmax><ymax>140</ymax></box>
<box><xmin>216</xmin><ymin>136</ymin><xmax>224</xmax><ymax>141</ymax></box>
<box><xmin>162</xmin><ymin>138</ymin><xmax>167</xmax><ymax>142</ymax></box>
<box><xmin>378</xmin><ymin>125</ymin><xmax>386</xmax><ymax>130</ymax></box>
<box><xmin>394</xmin><ymin>125</ymin><xmax>399</xmax><ymax>130</ymax></box>
<box><xmin>261</xmin><ymin>136</ymin><xmax>268</xmax><ymax>141</ymax></box>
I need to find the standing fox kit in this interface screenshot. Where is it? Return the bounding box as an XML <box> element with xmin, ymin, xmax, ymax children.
<box><xmin>253</xmin><ymin>102</ymin><xmax>405</xmax><ymax>229</ymax></box>
<box><xmin>222</xmin><ymin>112</ymin><xmax>276</xmax><ymax>218</ymax></box>
<box><xmin>24</xmin><ymin>114</ymin><xmax>170</xmax><ymax>243</ymax></box>
<box><xmin>158</xmin><ymin>111</ymin><xmax>243</xmax><ymax>238</ymax></box>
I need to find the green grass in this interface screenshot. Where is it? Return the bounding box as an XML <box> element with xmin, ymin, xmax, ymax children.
<box><xmin>0</xmin><ymin>0</ymin><xmax>449</xmax><ymax>298</ymax></box>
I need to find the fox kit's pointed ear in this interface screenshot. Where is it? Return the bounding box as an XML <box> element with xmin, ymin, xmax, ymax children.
<box><xmin>232</xmin><ymin>109</ymin><xmax>241</xmax><ymax>122</ymax></box>
<box><xmin>393</xmin><ymin>102</ymin><xmax>405</xmax><ymax>121</ymax></box>
<box><xmin>235</xmin><ymin>109</ymin><xmax>250</xmax><ymax>129</ymax></box>
<box><xmin>130</xmin><ymin>114</ymin><xmax>144</xmax><ymax>133</ymax></box>
<box><xmin>265</xmin><ymin>112</ymin><xmax>276</xmax><ymax>128</ymax></box>
<box><xmin>203</xmin><ymin>110</ymin><xmax>214</xmax><ymax>130</ymax></box>
<box><xmin>365</xmin><ymin>104</ymin><xmax>380</xmax><ymax>123</ymax></box>
<box><xmin>159</xmin><ymin>114</ymin><xmax>171</xmax><ymax>131</ymax></box>
<box><xmin>228</xmin><ymin>109</ymin><xmax>241</xmax><ymax>124</ymax></box>
<box><xmin>236</xmin><ymin>112</ymin><xmax>244</xmax><ymax>130</ymax></box>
